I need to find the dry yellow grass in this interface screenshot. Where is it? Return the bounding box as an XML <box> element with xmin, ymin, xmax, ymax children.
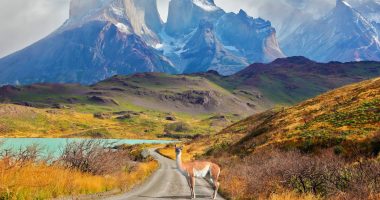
<box><xmin>0</xmin><ymin>103</ymin><xmax>229</xmax><ymax>139</ymax></box>
<box><xmin>269</xmin><ymin>191</ymin><xmax>320</xmax><ymax>200</ymax></box>
<box><xmin>157</xmin><ymin>141</ymin><xmax>211</xmax><ymax>162</ymax></box>
<box><xmin>157</xmin><ymin>146</ymin><xmax>193</xmax><ymax>161</ymax></box>
<box><xmin>0</xmin><ymin>160</ymin><xmax>158</xmax><ymax>199</ymax></box>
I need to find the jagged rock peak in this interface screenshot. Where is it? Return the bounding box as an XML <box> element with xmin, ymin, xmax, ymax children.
<box><xmin>66</xmin><ymin>0</ymin><xmax>163</xmax><ymax>44</ymax></box>
<box><xmin>238</xmin><ymin>9</ymin><xmax>248</xmax><ymax>17</ymax></box>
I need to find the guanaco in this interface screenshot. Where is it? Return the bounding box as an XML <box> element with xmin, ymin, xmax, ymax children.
<box><xmin>175</xmin><ymin>145</ymin><xmax>221</xmax><ymax>199</ymax></box>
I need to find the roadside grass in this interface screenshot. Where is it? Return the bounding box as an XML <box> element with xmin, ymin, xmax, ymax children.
<box><xmin>0</xmin><ymin>160</ymin><xmax>158</xmax><ymax>199</ymax></box>
<box><xmin>0</xmin><ymin>142</ymin><xmax>159</xmax><ymax>200</ymax></box>
<box><xmin>269</xmin><ymin>191</ymin><xmax>321</xmax><ymax>200</ymax></box>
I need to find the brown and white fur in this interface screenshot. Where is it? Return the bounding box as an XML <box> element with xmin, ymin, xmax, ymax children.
<box><xmin>175</xmin><ymin>145</ymin><xmax>221</xmax><ymax>199</ymax></box>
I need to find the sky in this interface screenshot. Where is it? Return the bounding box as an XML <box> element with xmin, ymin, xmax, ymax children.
<box><xmin>0</xmin><ymin>0</ymin><xmax>341</xmax><ymax>58</ymax></box>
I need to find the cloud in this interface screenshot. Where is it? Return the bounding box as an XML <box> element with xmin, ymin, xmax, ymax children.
<box><xmin>0</xmin><ymin>0</ymin><xmax>69</xmax><ymax>58</ymax></box>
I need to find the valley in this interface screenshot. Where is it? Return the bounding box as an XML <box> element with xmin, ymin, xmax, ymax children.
<box><xmin>0</xmin><ymin>0</ymin><xmax>380</xmax><ymax>199</ymax></box>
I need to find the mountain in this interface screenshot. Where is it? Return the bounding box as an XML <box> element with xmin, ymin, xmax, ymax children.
<box><xmin>282</xmin><ymin>0</ymin><xmax>380</xmax><ymax>62</ymax></box>
<box><xmin>0</xmin><ymin>0</ymin><xmax>284</xmax><ymax>85</ymax></box>
<box><xmin>0</xmin><ymin>0</ymin><xmax>176</xmax><ymax>85</ymax></box>
<box><xmin>159</xmin><ymin>1</ymin><xmax>284</xmax><ymax>75</ymax></box>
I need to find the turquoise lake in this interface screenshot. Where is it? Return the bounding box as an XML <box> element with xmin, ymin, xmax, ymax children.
<box><xmin>0</xmin><ymin>138</ymin><xmax>175</xmax><ymax>158</ymax></box>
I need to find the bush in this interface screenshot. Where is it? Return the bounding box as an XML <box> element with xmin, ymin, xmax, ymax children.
<box><xmin>59</xmin><ymin>140</ymin><xmax>131</xmax><ymax>175</ymax></box>
<box><xmin>164</xmin><ymin>122</ymin><xmax>191</xmax><ymax>133</ymax></box>
<box><xmin>93</xmin><ymin>112</ymin><xmax>112</xmax><ymax>119</ymax></box>
<box><xmin>216</xmin><ymin>149</ymin><xmax>380</xmax><ymax>199</ymax></box>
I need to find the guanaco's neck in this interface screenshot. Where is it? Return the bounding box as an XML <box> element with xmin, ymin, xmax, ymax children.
<box><xmin>176</xmin><ymin>152</ymin><xmax>186</xmax><ymax>173</ymax></box>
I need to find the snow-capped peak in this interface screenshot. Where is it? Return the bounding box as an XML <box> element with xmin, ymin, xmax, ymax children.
<box><xmin>192</xmin><ymin>0</ymin><xmax>219</xmax><ymax>11</ymax></box>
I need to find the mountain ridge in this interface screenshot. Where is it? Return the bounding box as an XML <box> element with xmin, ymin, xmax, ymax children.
<box><xmin>0</xmin><ymin>0</ymin><xmax>284</xmax><ymax>85</ymax></box>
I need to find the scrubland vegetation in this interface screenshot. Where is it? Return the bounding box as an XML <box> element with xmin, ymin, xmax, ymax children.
<box><xmin>0</xmin><ymin>141</ymin><xmax>158</xmax><ymax>199</ymax></box>
<box><xmin>215</xmin><ymin>148</ymin><xmax>380</xmax><ymax>200</ymax></box>
<box><xmin>158</xmin><ymin>77</ymin><xmax>380</xmax><ymax>200</ymax></box>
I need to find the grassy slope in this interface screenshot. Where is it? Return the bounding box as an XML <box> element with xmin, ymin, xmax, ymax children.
<box><xmin>0</xmin><ymin>73</ymin><xmax>253</xmax><ymax>138</ymax></box>
<box><xmin>159</xmin><ymin>77</ymin><xmax>380</xmax><ymax>159</ymax></box>
<box><xmin>0</xmin><ymin>103</ymin><xmax>236</xmax><ymax>138</ymax></box>
<box><xmin>213</xmin><ymin>77</ymin><xmax>380</xmax><ymax>156</ymax></box>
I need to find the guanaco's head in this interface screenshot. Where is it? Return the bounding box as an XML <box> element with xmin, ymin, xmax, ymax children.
<box><xmin>175</xmin><ymin>145</ymin><xmax>183</xmax><ymax>155</ymax></box>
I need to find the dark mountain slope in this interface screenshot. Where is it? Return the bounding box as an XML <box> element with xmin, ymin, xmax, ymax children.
<box><xmin>223</xmin><ymin>56</ymin><xmax>380</xmax><ymax>104</ymax></box>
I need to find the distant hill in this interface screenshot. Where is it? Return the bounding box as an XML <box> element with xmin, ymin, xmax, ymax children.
<box><xmin>0</xmin><ymin>73</ymin><xmax>261</xmax><ymax>116</ymax></box>
<box><xmin>1</xmin><ymin>57</ymin><xmax>380</xmax><ymax>116</ymax></box>
<box><xmin>216</xmin><ymin>77</ymin><xmax>380</xmax><ymax>156</ymax></box>
<box><xmin>202</xmin><ymin>56</ymin><xmax>380</xmax><ymax>104</ymax></box>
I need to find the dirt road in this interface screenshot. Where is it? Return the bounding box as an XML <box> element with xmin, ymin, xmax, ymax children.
<box><xmin>104</xmin><ymin>149</ymin><xmax>224</xmax><ymax>200</ymax></box>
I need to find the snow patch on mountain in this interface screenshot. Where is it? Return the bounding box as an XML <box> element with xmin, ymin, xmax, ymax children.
<box><xmin>192</xmin><ymin>0</ymin><xmax>219</xmax><ymax>11</ymax></box>
<box><xmin>115</xmin><ymin>22</ymin><xmax>131</xmax><ymax>33</ymax></box>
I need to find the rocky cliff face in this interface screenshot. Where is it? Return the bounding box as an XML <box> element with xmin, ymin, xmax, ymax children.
<box><xmin>165</xmin><ymin>0</ymin><xmax>224</xmax><ymax>36</ymax></box>
<box><xmin>181</xmin><ymin>21</ymin><xmax>249</xmax><ymax>74</ymax></box>
<box><xmin>215</xmin><ymin>10</ymin><xmax>284</xmax><ymax>63</ymax></box>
